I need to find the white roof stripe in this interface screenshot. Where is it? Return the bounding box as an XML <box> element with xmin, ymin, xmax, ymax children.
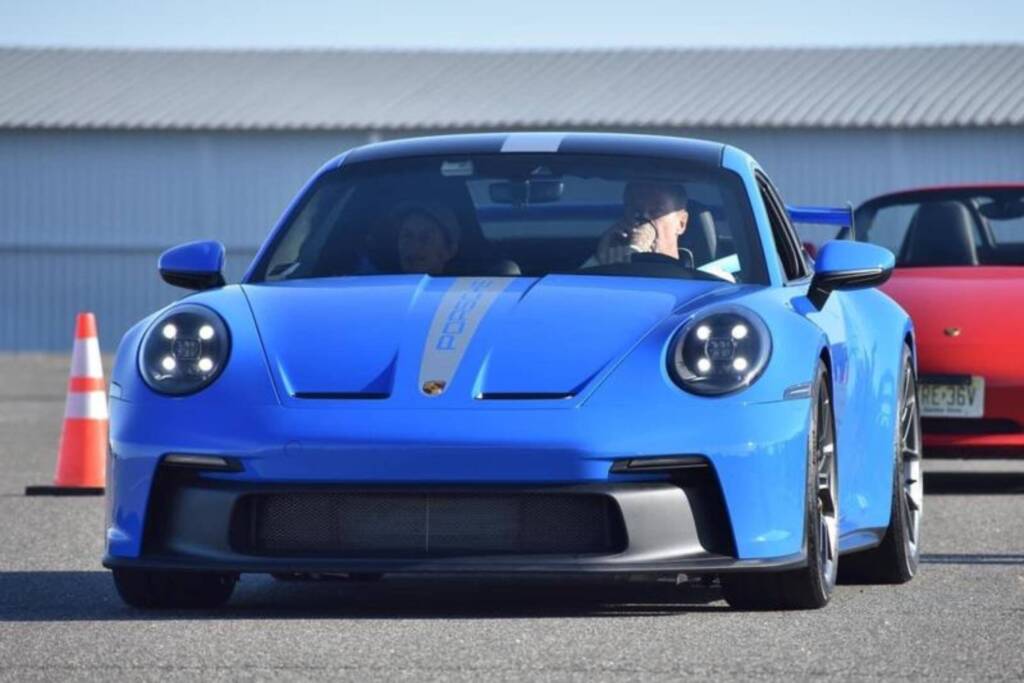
<box><xmin>501</xmin><ymin>133</ymin><xmax>565</xmax><ymax>152</ymax></box>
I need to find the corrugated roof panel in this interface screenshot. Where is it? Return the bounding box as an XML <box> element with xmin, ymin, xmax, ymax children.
<box><xmin>948</xmin><ymin>46</ymin><xmax>1024</xmax><ymax>126</ymax></box>
<box><xmin>0</xmin><ymin>45</ymin><xmax>1021</xmax><ymax>131</ymax></box>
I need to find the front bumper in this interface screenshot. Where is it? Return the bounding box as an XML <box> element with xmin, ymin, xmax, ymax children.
<box><xmin>103</xmin><ymin>465</ymin><xmax>805</xmax><ymax>575</ymax></box>
<box><xmin>106</xmin><ymin>389</ymin><xmax>816</xmax><ymax>565</ymax></box>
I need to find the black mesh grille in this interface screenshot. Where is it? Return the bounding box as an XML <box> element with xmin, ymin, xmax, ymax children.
<box><xmin>240</xmin><ymin>492</ymin><xmax>625</xmax><ymax>557</ymax></box>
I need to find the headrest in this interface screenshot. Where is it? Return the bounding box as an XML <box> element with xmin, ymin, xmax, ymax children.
<box><xmin>901</xmin><ymin>201</ymin><xmax>978</xmax><ymax>266</ymax></box>
<box><xmin>679</xmin><ymin>205</ymin><xmax>718</xmax><ymax>266</ymax></box>
<box><xmin>489</xmin><ymin>259</ymin><xmax>521</xmax><ymax>276</ymax></box>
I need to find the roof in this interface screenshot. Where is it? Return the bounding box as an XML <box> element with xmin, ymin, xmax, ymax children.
<box><xmin>343</xmin><ymin>132</ymin><xmax>724</xmax><ymax>165</ymax></box>
<box><xmin>1</xmin><ymin>45</ymin><xmax>1023</xmax><ymax>131</ymax></box>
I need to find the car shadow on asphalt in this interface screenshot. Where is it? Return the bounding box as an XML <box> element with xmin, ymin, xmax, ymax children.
<box><xmin>0</xmin><ymin>571</ymin><xmax>731</xmax><ymax>621</ymax></box>
<box><xmin>923</xmin><ymin>471</ymin><xmax>1024</xmax><ymax>495</ymax></box>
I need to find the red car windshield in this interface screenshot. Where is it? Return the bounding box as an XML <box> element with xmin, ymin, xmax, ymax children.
<box><xmin>855</xmin><ymin>188</ymin><xmax>1024</xmax><ymax>267</ymax></box>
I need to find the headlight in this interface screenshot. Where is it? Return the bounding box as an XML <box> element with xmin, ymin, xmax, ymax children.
<box><xmin>668</xmin><ymin>306</ymin><xmax>771</xmax><ymax>396</ymax></box>
<box><xmin>138</xmin><ymin>304</ymin><xmax>230</xmax><ymax>395</ymax></box>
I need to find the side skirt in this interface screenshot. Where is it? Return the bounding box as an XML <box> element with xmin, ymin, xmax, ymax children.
<box><xmin>838</xmin><ymin>527</ymin><xmax>887</xmax><ymax>555</ymax></box>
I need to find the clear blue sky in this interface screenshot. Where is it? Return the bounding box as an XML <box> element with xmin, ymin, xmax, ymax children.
<box><xmin>1</xmin><ymin>0</ymin><xmax>1021</xmax><ymax>49</ymax></box>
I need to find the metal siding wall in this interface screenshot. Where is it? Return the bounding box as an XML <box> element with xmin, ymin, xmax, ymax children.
<box><xmin>0</xmin><ymin>130</ymin><xmax>369</xmax><ymax>351</ymax></box>
<box><xmin>0</xmin><ymin>248</ymin><xmax>258</xmax><ymax>352</ymax></box>
<box><xmin>1</xmin><ymin>127</ymin><xmax>1021</xmax><ymax>351</ymax></box>
<box><xmin>662</xmin><ymin>127</ymin><xmax>1024</xmax><ymax>206</ymax></box>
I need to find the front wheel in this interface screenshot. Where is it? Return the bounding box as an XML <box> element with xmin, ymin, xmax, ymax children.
<box><xmin>112</xmin><ymin>568</ymin><xmax>237</xmax><ymax>609</ymax></box>
<box><xmin>721</xmin><ymin>360</ymin><xmax>838</xmax><ymax>610</ymax></box>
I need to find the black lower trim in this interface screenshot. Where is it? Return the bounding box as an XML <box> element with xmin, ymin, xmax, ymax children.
<box><xmin>103</xmin><ymin>551</ymin><xmax>807</xmax><ymax>575</ymax></box>
<box><xmin>120</xmin><ymin>463</ymin><xmax>796</xmax><ymax>576</ymax></box>
<box><xmin>926</xmin><ymin>446</ymin><xmax>1024</xmax><ymax>458</ymax></box>
<box><xmin>922</xmin><ymin>418</ymin><xmax>1020</xmax><ymax>436</ymax></box>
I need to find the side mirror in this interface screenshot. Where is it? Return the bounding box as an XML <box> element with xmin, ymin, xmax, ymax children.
<box><xmin>809</xmin><ymin>240</ymin><xmax>894</xmax><ymax>310</ymax></box>
<box><xmin>158</xmin><ymin>240</ymin><xmax>226</xmax><ymax>291</ymax></box>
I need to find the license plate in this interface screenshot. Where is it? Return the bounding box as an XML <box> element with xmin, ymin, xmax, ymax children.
<box><xmin>919</xmin><ymin>376</ymin><xmax>985</xmax><ymax>418</ymax></box>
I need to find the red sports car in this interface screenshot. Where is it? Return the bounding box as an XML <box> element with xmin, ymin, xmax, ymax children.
<box><xmin>854</xmin><ymin>184</ymin><xmax>1024</xmax><ymax>457</ymax></box>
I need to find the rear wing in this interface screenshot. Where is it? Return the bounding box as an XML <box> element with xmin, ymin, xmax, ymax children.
<box><xmin>786</xmin><ymin>204</ymin><xmax>856</xmax><ymax>240</ymax></box>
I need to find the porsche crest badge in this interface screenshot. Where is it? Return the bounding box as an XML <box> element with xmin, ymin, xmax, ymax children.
<box><xmin>422</xmin><ymin>379</ymin><xmax>447</xmax><ymax>396</ymax></box>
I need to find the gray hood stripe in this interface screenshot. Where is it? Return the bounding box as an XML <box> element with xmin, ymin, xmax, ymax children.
<box><xmin>419</xmin><ymin>277</ymin><xmax>515</xmax><ymax>395</ymax></box>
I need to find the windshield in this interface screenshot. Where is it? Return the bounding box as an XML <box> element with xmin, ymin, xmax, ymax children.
<box><xmin>855</xmin><ymin>189</ymin><xmax>1024</xmax><ymax>267</ymax></box>
<box><xmin>250</xmin><ymin>154</ymin><xmax>767</xmax><ymax>284</ymax></box>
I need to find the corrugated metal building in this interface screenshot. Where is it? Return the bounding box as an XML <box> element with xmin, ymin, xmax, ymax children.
<box><xmin>2</xmin><ymin>45</ymin><xmax>1022</xmax><ymax>350</ymax></box>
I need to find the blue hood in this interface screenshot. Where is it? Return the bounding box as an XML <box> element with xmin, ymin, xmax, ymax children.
<box><xmin>241</xmin><ymin>275</ymin><xmax>727</xmax><ymax>402</ymax></box>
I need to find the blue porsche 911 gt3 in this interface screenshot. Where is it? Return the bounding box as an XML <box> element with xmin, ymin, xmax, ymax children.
<box><xmin>104</xmin><ymin>133</ymin><xmax>923</xmax><ymax>610</ymax></box>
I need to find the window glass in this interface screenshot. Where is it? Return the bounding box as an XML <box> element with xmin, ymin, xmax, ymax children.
<box><xmin>990</xmin><ymin>214</ymin><xmax>1024</xmax><ymax>244</ymax></box>
<box><xmin>758</xmin><ymin>180</ymin><xmax>805</xmax><ymax>280</ymax></box>
<box><xmin>856</xmin><ymin>189</ymin><xmax>1024</xmax><ymax>267</ymax></box>
<box><xmin>861</xmin><ymin>204</ymin><xmax>918</xmax><ymax>255</ymax></box>
<box><xmin>793</xmin><ymin>224</ymin><xmax>842</xmax><ymax>252</ymax></box>
<box><xmin>252</xmin><ymin>154</ymin><xmax>769</xmax><ymax>284</ymax></box>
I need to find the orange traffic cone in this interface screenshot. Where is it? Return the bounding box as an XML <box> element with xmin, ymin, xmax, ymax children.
<box><xmin>25</xmin><ymin>313</ymin><xmax>107</xmax><ymax>496</ymax></box>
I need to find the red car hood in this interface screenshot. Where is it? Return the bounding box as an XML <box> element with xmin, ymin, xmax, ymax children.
<box><xmin>882</xmin><ymin>267</ymin><xmax>1024</xmax><ymax>380</ymax></box>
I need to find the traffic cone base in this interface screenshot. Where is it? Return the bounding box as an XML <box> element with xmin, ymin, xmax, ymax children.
<box><xmin>24</xmin><ymin>485</ymin><xmax>104</xmax><ymax>496</ymax></box>
<box><xmin>55</xmin><ymin>419</ymin><xmax>107</xmax><ymax>487</ymax></box>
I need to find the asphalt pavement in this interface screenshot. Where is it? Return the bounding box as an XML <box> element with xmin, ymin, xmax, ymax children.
<box><xmin>1</xmin><ymin>354</ymin><xmax>1022</xmax><ymax>681</ymax></box>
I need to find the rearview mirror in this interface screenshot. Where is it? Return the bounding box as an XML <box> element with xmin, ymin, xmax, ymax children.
<box><xmin>158</xmin><ymin>240</ymin><xmax>226</xmax><ymax>291</ymax></box>
<box><xmin>809</xmin><ymin>240</ymin><xmax>894</xmax><ymax>310</ymax></box>
<box><xmin>978</xmin><ymin>198</ymin><xmax>1024</xmax><ymax>221</ymax></box>
<box><xmin>489</xmin><ymin>180</ymin><xmax>564</xmax><ymax>205</ymax></box>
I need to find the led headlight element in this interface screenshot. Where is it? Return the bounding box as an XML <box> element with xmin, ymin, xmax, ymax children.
<box><xmin>669</xmin><ymin>306</ymin><xmax>771</xmax><ymax>396</ymax></box>
<box><xmin>139</xmin><ymin>304</ymin><xmax>230</xmax><ymax>395</ymax></box>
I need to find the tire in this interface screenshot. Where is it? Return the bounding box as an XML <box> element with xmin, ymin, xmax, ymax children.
<box><xmin>112</xmin><ymin>568</ymin><xmax>237</xmax><ymax>609</ymax></box>
<box><xmin>839</xmin><ymin>345</ymin><xmax>922</xmax><ymax>584</ymax></box>
<box><xmin>721</xmin><ymin>360</ymin><xmax>838</xmax><ymax>610</ymax></box>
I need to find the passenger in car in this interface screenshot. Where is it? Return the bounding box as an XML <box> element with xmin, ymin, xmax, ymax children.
<box><xmin>370</xmin><ymin>201</ymin><xmax>462</xmax><ymax>275</ymax></box>
<box><xmin>586</xmin><ymin>181</ymin><xmax>690</xmax><ymax>266</ymax></box>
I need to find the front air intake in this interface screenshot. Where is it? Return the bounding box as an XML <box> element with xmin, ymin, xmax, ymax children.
<box><xmin>237</xmin><ymin>491</ymin><xmax>626</xmax><ymax>557</ymax></box>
